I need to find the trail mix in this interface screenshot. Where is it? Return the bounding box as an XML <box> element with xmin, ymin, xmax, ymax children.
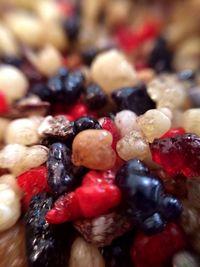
<box><xmin>1</xmin><ymin>0</ymin><xmax>200</xmax><ymax>266</ymax></box>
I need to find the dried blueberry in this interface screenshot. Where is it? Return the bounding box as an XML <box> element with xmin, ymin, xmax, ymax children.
<box><xmin>30</xmin><ymin>83</ymin><xmax>53</xmax><ymax>102</ymax></box>
<box><xmin>112</xmin><ymin>83</ymin><xmax>155</xmax><ymax>115</ymax></box>
<box><xmin>116</xmin><ymin>159</ymin><xmax>182</xmax><ymax>235</ymax></box>
<box><xmin>47</xmin><ymin>76</ymin><xmax>65</xmax><ymax>102</ymax></box>
<box><xmin>74</xmin><ymin>116</ymin><xmax>101</xmax><ymax>134</ymax></box>
<box><xmin>1</xmin><ymin>56</ymin><xmax>23</xmax><ymax>67</ymax></box>
<box><xmin>148</xmin><ymin>36</ymin><xmax>173</xmax><ymax>73</ymax></box>
<box><xmin>178</xmin><ymin>69</ymin><xmax>195</xmax><ymax>81</ymax></box>
<box><xmin>63</xmin><ymin>71</ymin><xmax>85</xmax><ymax>104</ymax></box>
<box><xmin>81</xmin><ymin>47</ymin><xmax>98</xmax><ymax>66</ymax></box>
<box><xmin>56</xmin><ymin>67</ymin><xmax>70</xmax><ymax>81</ymax></box>
<box><xmin>85</xmin><ymin>83</ymin><xmax>107</xmax><ymax>110</ymax></box>
<box><xmin>63</xmin><ymin>16</ymin><xmax>80</xmax><ymax>41</ymax></box>
<box><xmin>25</xmin><ymin>193</ymin><xmax>64</xmax><ymax>267</ymax></box>
<box><xmin>47</xmin><ymin>143</ymin><xmax>75</xmax><ymax>196</ymax></box>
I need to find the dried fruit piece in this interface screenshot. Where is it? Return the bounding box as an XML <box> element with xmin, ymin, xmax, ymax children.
<box><xmin>17</xmin><ymin>166</ymin><xmax>48</xmax><ymax>210</ymax></box>
<box><xmin>69</xmin><ymin>237</ymin><xmax>105</xmax><ymax>267</ymax></box>
<box><xmin>72</xmin><ymin>129</ymin><xmax>116</xmax><ymax>170</ymax></box>
<box><xmin>160</xmin><ymin>127</ymin><xmax>185</xmax><ymax>139</ymax></box>
<box><xmin>25</xmin><ymin>193</ymin><xmax>64</xmax><ymax>267</ymax></box>
<box><xmin>101</xmin><ymin>117</ymin><xmax>121</xmax><ymax>149</ymax></box>
<box><xmin>74</xmin><ymin>211</ymin><xmax>132</xmax><ymax>247</ymax></box>
<box><xmin>131</xmin><ymin>223</ymin><xmax>186</xmax><ymax>267</ymax></box>
<box><xmin>150</xmin><ymin>133</ymin><xmax>200</xmax><ymax>177</ymax></box>
<box><xmin>47</xmin><ymin>143</ymin><xmax>75</xmax><ymax>196</ymax></box>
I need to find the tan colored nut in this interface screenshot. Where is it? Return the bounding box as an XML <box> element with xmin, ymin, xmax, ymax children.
<box><xmin>0</xmin><ymin>183</ymin><xmax>21</xmax><ymax>232</ymax></box>
<box><xmin>0</xmin><ymin>24</ymin><xmax>19</xmax><ymax>57</ymax></box>
<box><xmin>5</xmin><ymin>11</ymin><xmax>44</xmax><ymax>48</ymax></box>
<box><xmin>26</xmin><ymin>45</ymin><xmax>62</xmax><ymax>77</ymax></box>
<box><xmin>117</xmin><ymin>131</ymin><xmax>150</xmax><ymax>161</ymax></box>
<box><xmin>0</xmin><ymin>65</ymin><xmax>28</xmax><ymax>103</ymax></box>
<box><xmin>35</xmin><ymin>1</ymin><xmax>62</xmax><ymax>22</ymax></box>
<box><xmin>182</xmin><ymin>109</ymin><xmax>200</xmax><ymax>136</ymax></box>
<box><xmin>5</xmin><ymin>118</ymin><xmax>41</xmax><ymax>145</ymax></box>
<box><xmin>13</xmin><ymin>145</ymin><xmax>48</xmax><ymax>176</ymax></box>
<box><xmin>0</xmin><ymin>174</ymin><xmax>22</xmax><ymax>199</ymax></box>
<box><xmin>0</xmin><ymin>118</ymin><xmax>10</xmax><ymax>142</ymax></box>
<box><xmin>137</xmin><ymin>109</ymin><xmax>171</xmax><ymax>143</ymax></box>
<box><xmin>72</xmin><ymin>129</ymin><xmax>116</xmax><ymax>170</ymax></box>
<box><xmin>91</xmin><ymin>50</ymin><xmax>138</xmax><ymax>94</ymax></box>
<box><xmin>43</xmin><ymin>21</ymin><xmax>68</xmax><ymax>51</ymax></box>
<box><xmin>69</xmin><ymin>237</ymin><xmax>105</xmax><ymax>267</ymax></box>
<box><xmin>173</xmin><ymin>251</ymin><xmax>199</xmax><ymax>267</ymax></box>
<box><xmin>82</xmin><ymin>0</ymin><xmax>107</xmax><ymax>24</ymax></box>
<box><xmin>114</xmin><ymin>110</ymin><xmax>139</xmax><ymax>137</ymax></box>
<box><xmin>0</xmin><ymin>144</ymin><xmax>48</xmax><ymax>176</ymax></box>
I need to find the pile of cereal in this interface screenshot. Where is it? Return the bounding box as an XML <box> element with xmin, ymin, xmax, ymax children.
<box><xmin>0</xmin><ymin>0</ymin><xmax>200</xmax><ymax>267</ymax></box>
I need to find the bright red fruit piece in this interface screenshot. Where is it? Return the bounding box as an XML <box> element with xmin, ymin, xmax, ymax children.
<box><xmin>82</xmin><ymin>170</ymin><xmax>115</xmax><ymax>186</ymax></box>
<box><xmin>0</xmin><ymin>91</ymin><xmax>9</xmax><ymax>113</ymax></box>
<box><xmin>101</xmin><ymin>117</ymin><xmax>121</xmax><ymax>149</ymax></box>
<box><xmin>75</xmin><ymin>184</ymin><xmax>121</xmax><ymax>218</ymax></box>
<box><xmin>150</xmin><ymin>133</ymin><xmax>200</xmax><ymax>177</ymax></box>
<box><xmin>45</xmin><ymin>192</ymin><xmax>81</xmax><ymax>224</ymax></box>
<box><xmin>160</xmin><ymin>127</ymin><xmax>185</xmax><ymax>139</ymax></box>
<box><xmin>131</xmin><ymin>223</ymin><xmax>186</xmax><ymax>267</ymax></box>
<box><xmin>68</xmin><ymin>102</ymin><xmax>89</xmax><ymax>119</ymax></box>
<box><xmin>17</xmin><ymin>166</ymin><xmax>49</xmax><ymax>210</ymax></box>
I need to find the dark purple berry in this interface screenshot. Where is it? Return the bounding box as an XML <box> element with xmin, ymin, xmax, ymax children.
<box><xmin>56</xmin><ymin>67</ymin><xmax>70</xmax><ymax>81</ymax></box>
<box><xmin>63</xmin><ymin>16</ymin><xmax>80</xmax><ymax>41</ymax></box>
<box><xmin>148</xmin><ymin>36</ymin><xmax>173</xmax><ymax>73</ymax></box>
<box><xmin>30</xmin><ymin>83</ymin><xmax>53</xmax><ymax>102</ymax></box>
<box><xmin>47</xmin><ymin>143</ymin><xmax>75</xmax><ymax>196</ymax></box>
<box><xmin>74</xmin><ymin>116</ymin><xmax>101</xmax><ymax>134</ymax></box>
<box><xmin>178</xmin><ymin>69</ymin><xmax>195</xmax><ymax>81</ymax></box>
<box><xmin>63</xmin><ymin>71</ymin><xmax>85</xmax><ymax>104</ymax></box>
<box><xmin>116</xmin><ymin>159</ymin><xmax>182</xmax><ymax>235</ymax></box>
<box><xmin>25</xmin><ymin>193</ymin><xmax>64</xmax><ymax>267</ymax></box>
<box><xmin>85</xmin><ymin>83</ymin><xmax>107</xmax><ymax>110</ymax></box>
<box><xmin>47</xmin><ymin>76</ymin><xmax>64</xmax><ymax>102</ymax></box>
<box><xmin>112</xmin><ymin>83</ymin><xmax>155</xmax><ymax>115</ymax></box>
<box><xmin>1</xmin><ymin>56</ymin><xmax>23</xmax><ymax>67</ymax></box>
<box><xmin>81</xmin><ymin>47</ymin><xmax>98</xmax><ymax>66</ymax></box>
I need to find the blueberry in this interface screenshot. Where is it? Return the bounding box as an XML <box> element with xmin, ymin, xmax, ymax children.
<box><xmin>178</xmin><ymin>69</ymin><xmax>195</xmax><ymax>81</ymax></box>
<box><xmin>81</xmin><ymin>47</ymin><xmax>98</xmax><ymax>66</ymax></box>
<box><xmin>111</xmin><ymin>83</ymin><xmax>155</xmax><ymax>115</ymax></box>
<box><xmin>1</xmin><ymin>56</ymin><xmax>23</xmax><ymax>67</ymax></box>
<box><xmin>30</xmin><ymin>83</ymin><xmax>53</xmax><ymax>102</ymax></box>
<box><xmin>63</xmin><ymin>71</ymin><xmax>85</xmax><ymax>104</ymax></box>
<box><xmin>74</xmin><ymin>116</ymin><xmax>101</xmax><ymax>134</ymax></box>
<box><xmin>56</xmin><ymin>67</ymin><xmax>70</xmax><ymax>81</ymax></box>
<box><xmin>63</xmin><ymin>16</ymin><xmax>80</xmax><ymax>41</ymax></box>
<box><xmin>47</xmin><ymin>76</ymin><xmax>65</xmax><ymax>102</ymax></box>
<box><xmin>25</xmin><ymin>193</ymin><xmax>65</xmax><ymax>267</ymax></box>
<box><xmin>116</xmin><ymin>159</ymin><xmax>182</xmax><ymax>235</ymax></box>
<box><xmin>141</xmin><ymin>213</ymin><xmax>165</xmax><ymax>235</ymax></box>
<box><xmin>47</xmin><ymin>143</ymin><xmax>75</xmax><ymax>196</ymax></box>
<box><xmin>148</xmin><ymin>36</ymin><xmax>173</xmax><ymax>73</ymax></box>
<box><xmin>158</xmin><ymin>195</ymin><xmax>182</xmax><ymax>221</ymax></box>
<box><xmin>85</xmin><ymin>83</ymin><xmax>107</xmax><ymax>110</ymax></box>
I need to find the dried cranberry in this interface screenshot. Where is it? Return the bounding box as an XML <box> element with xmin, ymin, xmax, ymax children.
<box><xmin>0</xmin><ymin>91</ymin><xmax>9</xmax><ymax>114</ymax></box>
<box><xmin>101</xmin><ymin>117</ymin><xmax>121</xmax><ymax>149</ymax></box>
<box><xmin>160</xmin><ymin>127</ymin><xmax>185</xmax><ymax>139</ymax></box>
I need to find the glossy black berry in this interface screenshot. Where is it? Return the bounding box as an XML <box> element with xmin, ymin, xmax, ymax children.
<box><xmin>116</xmin><ymin>159</ymin><xmax>182</xmax><ymax>235</ymax></box>
<box><xmin>178</xmin><ymin>69</ymin><xmax>195</xmax><ymax>81</ymax></box>
<box><xmin>81</xmin><ymin>47</ymin><xmax>98</xmax><ymax>66</ymax></box>
<box><xmin>112</xmin><ymin>83</ymin><xmax>155</xmax><ymax>115</ymax></box>
<box><xmin>148</xmin><ymin>37</ymin><xmax>173</xmax><ymax>73</ymax></box>
<box><xmin>47</xmin><ymin>143</ymin><xmax>75</xmax><ymax>196</ymax></box>
<box><xmin>25</xmin><ymin>193</ymin><xmax>64</xmax><ymax>267</ymax></box>
<box><xmin>85</xmin><ymin>83</ymin><xmax>107</xmax><ymax>110</ymax></box>
<box><xmin>47</xmin><ymin>76</ymin><xmax>64</xmax><ymax>102</ymax></box>
<box><xmin>63</xmin><ymin>71</ymin><xmax>85</xmax><ymax>104</ymax></box>
<box><xmin>1</xmin><ymin>56</ymin><xmax>23</xmax><ymax>67</ymax></box>
<box><xmin>56</xmin><ymin>67</ymin><xmax>70</xmax><ymax>81</ymax></box>
<box><xmin>30</xmin><ymin>83</ymin><xmax>53</xmax><ymax>102</ymax></box>
<box><xmin>63</xmin><ymin>16</ymin><xmax>80</xmax><ymax>41</ymax></box>
<box><xmin>74</xmin><ymin>116</ymin><xmax>101</xmax><ymax>134</ymax></box>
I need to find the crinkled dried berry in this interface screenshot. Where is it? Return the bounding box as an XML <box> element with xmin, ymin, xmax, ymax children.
<box><xmin>74</xmin><ymin>116</ymin><xmax>101</xmax><ymax>134</ymax></box>
<box><xmin>85</xmin><ymin>84</ymin><xmax>107</xmax><ymax>110</ymax></box>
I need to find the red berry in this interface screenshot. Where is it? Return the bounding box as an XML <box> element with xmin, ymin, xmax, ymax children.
<box><xmin>0</xmin><ymin>90</ymin><xmax>9</xmax><ymax>113</ymax></box>
<box><xmin>131</xmin><ymin>223</ymin><xmax>186</xmax><ymax>267</ymax></box>
<box><xmin>75</xmin><ymin>184</ymin><xmax>121</xmax><ymax>218</ymax></box>
<box><xmin>45</xmin><ymin>192</ymin><xmax>81</xmax><ymax>224</ymax></box>
<box><xmin>82</xmin><ymin>170</ymin><xmax>115</xmax><ymax>186</ymax></box>
<box><xmin>160</xmin><ymin>127</ymin><xmax>185</xmax><ymax>139</ymax></box>
<box><xmin>68</xmin><ymin>102</ymin><xmax>89</xmax><ymax>119</ymax></box>
<box><xmin>150</xmin><ymin>133</ymin><xmax>200</xmax><ymax>177</ymax></box>
<box><xmin>17</xmin><ymin>166</ymin><xmax>49</xmax><ymax>210</ymax></box>
<box><xmin>101</xmin><ymin>117</ymin><xmax>121</xmax><ymax>149</ymax></box>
